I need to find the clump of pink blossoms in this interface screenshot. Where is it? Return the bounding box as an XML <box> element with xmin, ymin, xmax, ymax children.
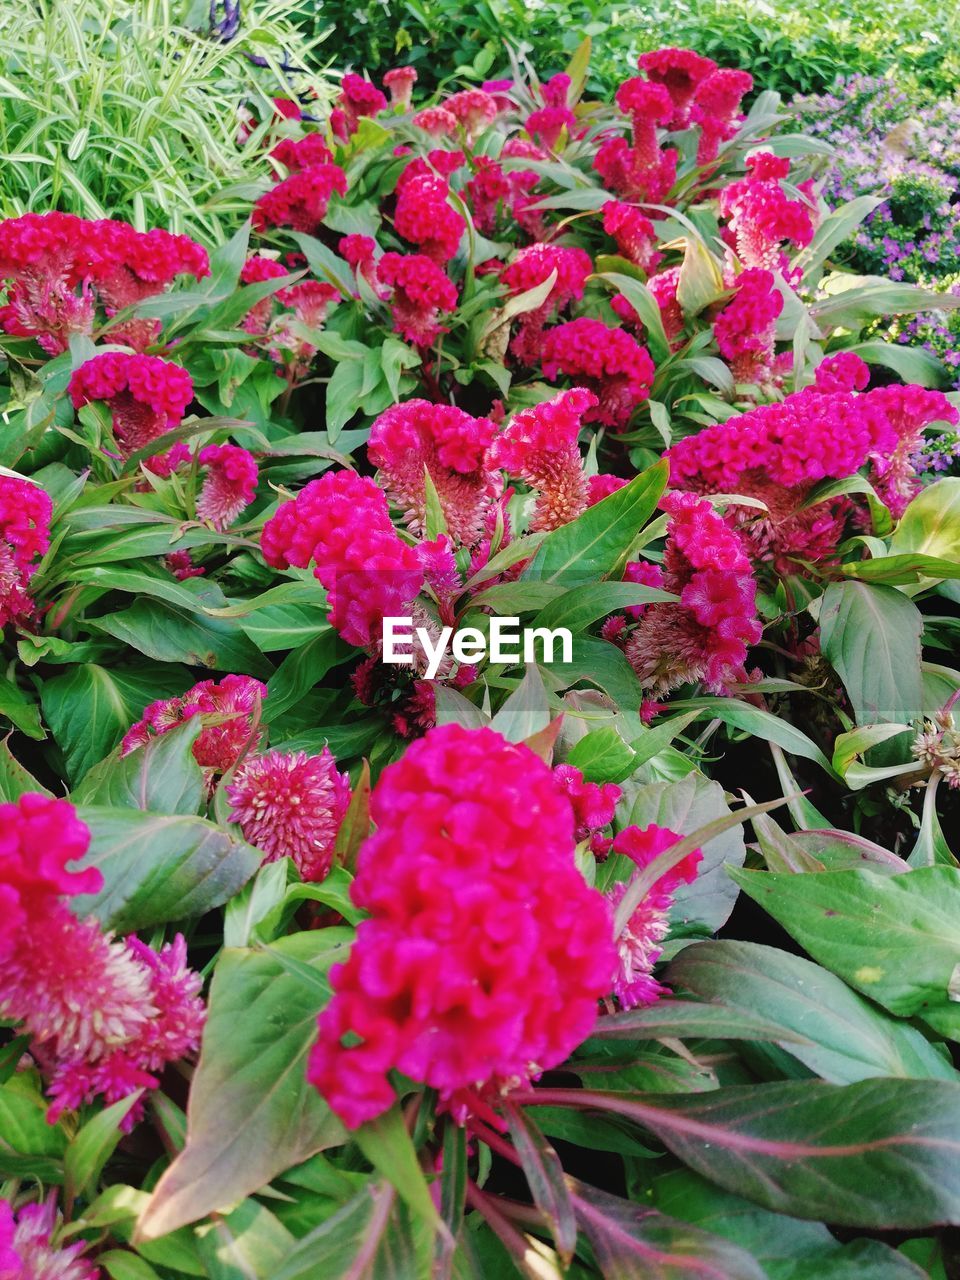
<box><xmin>0</xmin><ymin>793</ymin><xmax>205</xmax><ymax>1128</ymax></box>
<box><xmin>378</xmin><ymin>251</ymin><xmax>458</xmax><ymax>347</ymax></box>
<box><xmin>713</xmin><ymin>267</ymin><xmax>785</xmax><ymax>385</ymax></box>
<box><xmin>68</xmin><ymin>352</ymin><xmax>193</xmax><ymax>461</ymax></box>
<box><xmin>227</xmin><ymin>748</ymin><xmax>351</xmax><ymax>882</ymax></box>
<box><xmin>0</xmin><ymin>474</ymin><xmax>52</xmax><ymax>632</ymax></box>
<box><xmin>0</xmin><ymin>1195</ymin><xmax>99</xmax><ymax>1280</ymax></box>
<box><xmin>500</xmin><ymin>242</ymin><xmax>593</xmax><ymax>364</ymax></box>
<box><xmin>195</xmin><ymin>443</ymin><xmax>259</xmax><ymax>530</ymax></box>
<box><xmin>637</xmin><ymin>47</ymin><xmax>718</xmax><ymax>128</ymax></box>
<box><xmin>252</xmin><ymin>163</ymin><xmax>348</xmax><ymax>233</ymax></box>
<box><xmin>540</xmin><ymin>317</ymin><xmax>655</xmax><ymax>428</ymax></box>
<box><xmin>394</xmin><ymin>173</ymin><xmax>466</xmax><ymax>263</ymax></box>
<box><xmin>307</xmin><ymin>723</ymin><xmax>617</xmax><ymax>1129</ymax></box>
<box><xmin>719</xmin><ymin>151</ymin><xmax>815</xmax><ymax>272</ymax></box>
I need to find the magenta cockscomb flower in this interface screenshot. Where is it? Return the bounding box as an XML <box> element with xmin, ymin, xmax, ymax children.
<box><xmin>252</xmin><ymin>163</ymin><xmax>348</xmax><ymax>233</ymax></box>
<box><xmin>121</xmin><ymin>674</ymin><xmax>267</xmax><ymax>777</ymax></box>
<box><xmin>307</xmin><ymin>723</ymin><xmax>617</xmax><ymax>1129</ymax></box>
<box><xmin>0</xmin><ymin>1195</ymin><xmax>99</xmax><ymax>1280</ymax></box>
<box><xmin>378</xmin><ymin>251</ymin><xmax>458</xmax><ymax>347</ymax></box>
<box><xmin>394</xmin><ymin>173</ymin><xmax>465</xmax><ymax>263</ymax></box>
<box><xmin>719</xmin><ymin>152</ymin><xmax>815</xmax><ymax>271</ymax></box>
<box><xmin>500</xmin><ymin>242</ymin><xmax>592</xmax><ymax>364</ymax></box>
<box><xmin>444</xmin><ymin>88</ymin><xmax>499</xmax><ymax>141</ymax></box>
<box><xmin>690</xmin><ymin>67</ymin><xmax>753</xmax><ymax>164</ymax></box>
<box><xmin>196</xmin><ymin>443</ymin><xmax>259</xmax><ymax>530</ymax></box>
<box><xmin>540</xmin><ymin>317</ymin><xmax>655</xmax><ymax>428</ymax></box>
<box><xmin>490</xmin><ymin>388</ymin><xmax>597</xmax><ymax>531</ymax></box>
<box><xmin>607</xmin><ymin>823</ymin><xmax>702</xmax><ymax>1008</ymax></box>
<box><xmin>554</xmin><ymin>763</ymin><xmax>621</xmax><ymax>848</ymax></box>
<box><xmin>368</xmin><ymin>398</ymin><xmax>497</xmax><ymax>543</ymax></box>
<box><xmin>68</xmin><ymin>351</ymin><xmax>193</xmax><ymax>460</ymax></box>
<box><xmin>714</xmin><ymin>267</ymin><xmax>784</xmax><ymax>385</ymax></box>
<box><xmin>0</xmin><ymin>474</ymin><xmax>52</xmax><ymax>632</ymax></box>
<box><xmin>0</xmin><ymin>794</ymin><xmax>205</xmax><ymax>1129</ymax></box>
<box><xmin>637</xmin><ymin>47</ymin><xmax>718</xmax><ymax>128</ymax></box>
<box><xmin>383</xmin><ymin>66</ymin><xmax>417</xmax><ymax>109</ymax></box>
<box><xmin>227</xmin><ymin>748</ymin><xmax>351</xmax><ymax>881</ymax></box>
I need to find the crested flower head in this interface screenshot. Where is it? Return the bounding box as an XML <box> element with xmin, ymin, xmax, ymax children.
<box><xmin>227</xmin><ymin>748</ymin><xmax>352</xmax><ymax>882</ymax></box>
<box><xmin>307</xmin><ymin>723</ymin><xmax>617</xmax><ymax>1128</ymax></box>
<box><xmin>490</xmin><ymin>388</ymin><xmax>596</xmax><ymax>531</ymax></box>
<box><xmin>0</xmin><ymin>474</ymin><xmax>52</xmax><ymax>632</ymax></box>
<box><xmin>68</xmin><ymin>352</ymin><xmax>193</xmax><ymax>459</ymax></box>
<box><xmin>338</xmin><ymin>72</ymin><xmax>388</xmax><ymax>134</ymax></box>
<box><xmin>196</xmin><ymin>443</ymin><xmax>259</xmax><ymax>530</ymax></box>
<box><xmin>252</xmin><ymin>163</ymin><xmax>348</xmax><ymax>233</ymax></box>
<box><xmin>719</xmin><ymin>152</ymin><xmax>815</xmax><ymax>271</ymax></box>
<box><xmin>690</xmin><ymin>68</ymin><xmax>753</xmax><ymax>164</ymax></box>
<box><xmin>553</xmin><ymin>763</ymin><xmax>622</xmax><ymax>844</ymax></box>
<box><xmin>270</xmin><ymin>133</ymin><xmax>334</xmax><ymax>172</ymax></box>
<box><xmin>261</xmin><ymin>469</ymin><xmax>425</xmax><ymax>648</ymax></box>
<box><xmin>412</xmin><ymin>106</ymin><xmax>459</xmax><ymax>137</ymax></box>
<box><xmin>540</xmin><ymin>317</ymin><xmax>655</xmax><ymax>428</ymax></box>
<box><xmin>500</xmin><ymin>242</ymin><xmax>592</xmax><ymax>363</ymax></box>
<box><xmin>602</xmin><ymin>201</ymin><xmax>662</xmax><ymax>273</ymax></box>
<box><xmin>378</xmin><ymin>251</ymin><xmax>458</xmax><ymax>347</ymax></box>
<box><xmin>814</xmin><ymin>351</ymin><xmax>870</xmax><ymax>394</ymax></box>
<box><xmin>607</xmin><ymin>823</ymin><xmax>702</xmax><ymax>1008</ymax></box>
<box><xmin>383</xmin><ymin>66</ymin><xmax>418</xmax><ymax>108</ymax></box>
<box><xmin>121</xmin><ymin>674</ymin><xmax>267</xmax><ymax>776</ymax></box>
<box><xmin>713</xmin><ymin>267</ymin><xmax>784</xmax><ymax>384</ymax></box>
<box><xmin>444</xmin><ymin>88</ymin><xmax>499</xmax><ymax>140</ymax></box>
<box><xmin>368</xmin><ymin>398</ymin><xmax>498</xmax><ymax>543</ymax></box>
<box><xmin>394</xmin><ymin>173</ymin><xmax>465</xmax><ymax>262</ymax></box>
<box><xmin>526</xmin><ymin>104</ymin><xmax>576</xmax><ymax>149</ymax></box>
<box><xmin>637</xmin><ymin>47</ymin><xmax>718</xmax><ymax>127</ymax></box>
<box><xmin>0</xmin><ymin>1195</ymin><xmax>99</xmax><ymax>1280</ymax></box>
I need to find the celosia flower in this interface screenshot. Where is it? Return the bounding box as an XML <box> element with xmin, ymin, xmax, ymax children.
<box><xmin>252</xmin><ymin>163</ymin><xmax>348</xmax><ymax>233</ymax></box>
<box><xmin>68</xmin><ymin>352</ymin><xmax>193</xmax><ymax>460</ymax></box>
<box><xmin>638</xmin><ymin>47</ymin><xmax>718</xmax><ymax>128</ymax></box>
<box><xmin>396</xmin><ymin>150</ymin><xmax>466</xmax><ymax>190</ymax></box>
<box><xmin>713</xmin><ymin>267</ymin><xmax>784</xmax><ymax>384</ymax></box>
<box><xmin>383</xmin><ymin>66</ymin><xmax>418</xmax><ymax>109</ymax></box>
<box><xmin>378</xmin><ymin>251</ymin><xmax>458</xmax><ymax>347</ymax></box>
<box><xmin>587</xmin><ymin>473</ymin><xmax>628</xmax><ymax>504</ymax></box>
<box><xmin>615</xmin><ymin>78</ymin><xmax>673</xmax><ymax>169</ymax></box>
<box><xmin>337</xmin><ymin>72</ymin><xmax>388</xmax><ymax>135</ymax></box>
<box><xmin>602</xmin><ymin>201</ymin><xmax>662</xmax><ymax>273</ymax></box>
<box><xmin>647</xmin><ymin>267</ymin><xmax>685</xmax><ymax>346</ymax></box>
<box><xmin>445</xmin><ymin>88</ymin><xmax>499</xmax><ymax>140</ymax></box>
<box><xmin>394</xmin><ymin>173</ymin><xmax>465</xmax><ymax>262</ymax></box>
<box><xmin>262</xmin><ymin>469</ymin><xmax>424</xmax><ymax>647</ymax></box>
<box><xmin>500</xmin><ymin>242</ymin><xmax>592</xmax><ymax>364</ymax></box>
<box><xmin>690</xmin><ymin>68</ymin><xmax>753</xmax><ymax>164</ymax></box>
<box><xmin>719</xmin><ymin>152</ymin><xmax>815</xmax><ymax>271</ymax></box>
<box><xmin>368</xmin><ymin>399</ymin><xmax>497</xmax><ymax>543</ymax></box>
<box><xmin>554</xmin><ymin>763</ymin><xmax>621</xmax><ymax>845</ymax></box>
<box><xmin>307</xmin><ymin>723</ymin><xmax>617</xmax><ymax>1128</ymax></box>
<box><xmin>240</xmin><ymin>253</ymin><xmax>288</xmax><ymax>332</ymax></box>
<box><xmin>526</xmin><ymin>105</ymin><xmax>576</xmax><ymax>149</ymax></box>
<box><xmin>490</xmin><ymin>388</ymin><xmax>597</xmax><ymax>530</ymax></box>
<box><xmin>814</xmin><ymin>351</ymin><xmax>869</xmax><ymax>393</ymax></box>
<box><xmin>540</xmin><ymin>317</ymin><xmax>655</xmax><ymax>428</ymax></box>
<box><xmin>121</xmin><ymin>674</ymin><xmax>267</xmax><ymax>776</ymax></box>
<box><xmin>606</xmin><ymin>823</ymin><xmax>702</xmax><ymax>1008</ymax></box>
<box><xmin>195</xmin><ymin>443</ymin><xmax>259</xmax><ymax>530</ymax></box>
<box><xmin>166</xmin><ymin>549</ymin><xmax>205</xmax><ymax>581</ymax></box>
<box><xmin>0</xmin><ymin>474</ymin><xmax>52</xmax><ymax>632</ymax></box>
<box><xmin>594</xmin><ymin>134</ymin><xmax>678</xmax><ymax>205</ymax></box>
<box><xmin>0</xmin><ymin>794</ymin><xmax>204</xmax><ymax>1128</ymax></box>
<box><xmin>227</xmin><ymin>748</ymin><xmax>351</xmax><ymax>881</ymax></box>
<box><xmin>0</xmin><ymin>1195</ymin><xmax>98</xmax><ymax>1280</ymax></box>
<box><xmin>412</xmin><ymin>106</ymin><xmax>459</xmax><ymax>137</ymax></box>
<box><xmin>270</xmin><ymin>133</ymin><xmax>334</xmax><ymax>172</ymax></box>
<box><xmin>625</xmin><ymin>491</ymin><xmax>761</xmax><ymax>693</ymax></box>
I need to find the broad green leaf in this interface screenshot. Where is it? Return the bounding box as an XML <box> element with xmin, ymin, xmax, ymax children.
<box><xmin>0</xmin><ymin>1073</ymin><xmax>67</xmax><ymax>1181</ymax></box>
<box><xmin>354</xmin><ymin>1107</ymin><xmax>443</xmax><ymax>1235</ymax></box>
<box><xmin>72</xmin><ymin>717</ymin><xmax>204</xmax><ymax>813</ymax></box>
<box><xmin>490</xmin><ymin>664</ymin><xmax>550</xmax><ymax>742</ymax></box>
<box><xmin>797</xmin><ymin>197</ymin><xmax>884</xmax><ymax>286</ymax></box>
<box><xmin>668</xmin><ymin>940</ymin><xmax>956</xmax><ymax>1083</ymax></box>
<box><xmin>0</xmin><ymin>674</ymin><xmax>44</xmax><ymax>740</ymax></box>
<box><xmin>730</xmin><ymin>865</ymin><xmax>960</xmax><ymax>1018</ymax></box>
<box><xmin>566</xmin><ymin>726</ymin><xmax>638</xmax><ymax>784</ymax></box>
<box><xmin>531</xmin><ymin>580</ymin><xmax>676</xmax><ymax>634</ymax></box>
<box><xmin>72</xmin><ymin>809</ymin><xmax>261</xmax><ymax>932</ymax></box>
<box><xmin>65</xmin><ymin>1093</ymin><xmax>143</xmax><ymax>1202</ymax></box>
<box><xmin>504</xmin><ymin>1106</ymin><xmax>577</xmax><ymax>1264</ymax></box>
<box><xmin>820</xmin><ymin>581</ymin><xmax>923</xmax><ymax>725</ymax></box>
<box><xmin>92</xmin><ymin>599</ymin><xmax>270</xmax><ymax>678</ymax></box>
<box><xmin>137</xmin><ymin>933</ymin><xmax>349</xmax><ymax>1239</ymax></box>
<box><xmin>670</xmin><ymin>697</ymin><xmax>839</xmax><ymax>778</ymax></box>
<box><xmin>0</xmin><ymin>737</ymin><xmax>50</xmax><ymax>801</ymax></box>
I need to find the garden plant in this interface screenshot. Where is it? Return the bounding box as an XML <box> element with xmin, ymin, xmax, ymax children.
<box><xmin>2</xmin><ymin>16</ymin><xmax>960</xmax><ymax>1280</ymax></box>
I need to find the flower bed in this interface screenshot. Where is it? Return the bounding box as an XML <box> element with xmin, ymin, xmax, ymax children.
<box><xmin>2</xmin><ymin>38</ymin><xmax>960</xmax><ymax>1279</ymax></box>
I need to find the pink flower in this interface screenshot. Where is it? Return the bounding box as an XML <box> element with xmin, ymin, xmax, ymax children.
<box><xmin>383</xmin><ymin>66</ymin><xmax>418</xmax><ymax>109</ymax></box>
<box><xmin>368</xmin><ymin>398</ymin><xmax>497</xmax><ymax>543</ymax></box>
<box><xmin>394</xmin><ymin>173</ymin><xmax>465</xmax><ymax>263</ymax></box>
<box><xmin>252</xmin><ymin>163</ymin><xmax>348</xmax><ymax>233</ymax></box>
<box><xmin>227</xmin><ymin>748</ymin><xmax>351</xmax><ymax>881</ymax></box>
<box><xmin>814</xmin><ymin>352</ymin><xmax>869</xmax><ymax>394</ymax></box>
<box><xmin>714</xmin><ymin>267</ymin><xmax>784</xmax><ymax>384</ymax></box>
<box><xmin>647</xmin><ymin>266</ymin><xmax>685</xmax><ymax>346</ymax></box>
<box><xmin>500</xmin><ymin>242</ymin><xmax>592</xmax><ymax>364</ymax></box>
<box><xmin>0</xmin><ymin>1195</ymin><xmax>99</xmax><ymax>1280</ymax></box>
<box><xmin>166</xmin><ymin>549</ymin><xmax>205</xmax><ymax>580</ymax></box>
<box><xmin>412</xmin><ymin>106</ymin><xmax>459</xmax><ymax>137</ymax></box>
<box><xmin>337</xmin><ymin>73</ymin><xmax>388</xmax><ymax>135</ymax></box>
<box><xmin>121</xmin><ymin>674</ymin><xmax>267</xmax><ymax>777</ymax></box>
<box><xmin>690</xmin><ymin>68</ymin><xmax>753</xmax><ymax>164</ymax></box>
<box><xmin>625</xmin><ymin>491</ymin><xmax>761</xmax><ymax>693</ymax></box>
<box><xmin>526</xmin><ymin>105</ymin><xmax>576</xmax><ymax>149</ymax></box>
<box><xmin>307</xmin><ymin>724</ymin><xmax>617</xmax><ymax>1128</ymax></box>
<box><xmin>378</xmin><ymin>251</ymin><xmax>458</xmax><ymax>347</ymax></box>
<box><xmin>270</xmin><ymin>133</ymin><xmax>333</xmax><ymax>172</ymax></box>
<box><xmin>68</xmin><ymin>352</ymin><xmax>193</xmax><ymax>460</ymax></box>
<box><xmin>445</xmin><ymin>88</ymin><xmax>499</xmax><ymax>140</ymax></box>
<box><xmin>540</xmin><ymin>317</ymin><xmax>655</xmax><ymax>428</ymax></box>
<box><xmin>607</xmin><ymin>823</ymin><xmax>702</xmax><ymax>1008</ymax></box>
<box><xmin>261</xmin><ymin>469</ymin><xmax>425</xmax><ymax>648</ymax></box>
<box><xmin>0</xmin><ymin>475</ymin><xmax>52</xmax><ymax>632</ymax></box>
<box><xmin>587</xmin><ymin>473</ymin><xmax>628</xmax><ymax>505</ymax></box>
<box><xmin>490</xmin><ymin>388</ymin><xmax>597</xmax><ymax>530</ymax></box>
<box><xmin>602</xmin><ymin>201</ymin><xmax>662</xmax><ymax>273</ymax></box>
<box><xmin>637</xmin><ymin>47</ymin><xmax>718</xmax><ymax>127</ymax></box>
<box><xmin>554</xmin><ymin>763</ymin><xmax>621</xmax><ymax>843</ymax></box>
<box><xmin>719</xmin><ymin>152</ymin><xmax>815</xmax><ymax>271</ymax></box>
<box><xmin>196</xmin><ymin>444</ymin><xmax>259</xmax><ymax>530</ymax></box>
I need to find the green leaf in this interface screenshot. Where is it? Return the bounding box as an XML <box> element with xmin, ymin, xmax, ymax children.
<box><xmin>820</xmin><ymin>581</ymin><xmax>923</xmax><ymax>724</ymax></box>
<box><xmin>668</xmin><ymin>940</ymin><xmax>956</xmax><ymax>1083</ymax></box>
<box><xmin>669</xmin><ymin>697</ymin><xmax>839</xmax><ymax>778</ymax></box>
<box><xmin>92</xmin><ymin>599</ymin><xmax>270</xmax><ymax>678</ymax></box>
<box><xmin>137</xmin><ymin>932</ymin><xmax>349</xmax><ymax>1240</ymax></box>
<box><xmin>490</xmin><ymin>664</ymin><xmax>550</xmax><ymax>742</ymax></box>
<box><xmin>0</xmin><ymin>674</ymin><xmax>44</xmax><ymax>740</ymax></box>
<box><xmin>531</xmin><ymin>580</ymin><xmax>676</xmax><ymax>634</ymax></box>
<box><xmin>676</xmin><ymin>236</ymin><xmax>726</xmax><ymax>316</ymax></box>
<box><xmin>270</xmin><ymin>1184</ymin><xmax>396</xmax><ymax>1280</ymax></box>
<box><xmin>0</xmin><ymin>1073</ymin><xmax>67</xmax><ymax>1181</ymax></box>
<box><xmin>566</xmin><ymin>726</ymin><xmax>638</xmax><ymax>784</ymax></box>
<box><xmin>354</xmin><ymin>1107</ymin><xmax>443</xmax><ymax>1235</ymax></box>
<box><xmin>72</xmin><ymin>809</ymin><xmax>261</xmax><ymax>932</ymax></box>
<box><xmin>730</xmin><ymin>865</ymin><xmax>960</xmax><ymax>1019</ymax></box>
<box><xmin>797</xmin><ymin>197</ymin><xmax>884</xmax><ymax>286</ymax></box>
<box><xmin>890</xmin><ymin>477</ymin><xmax>960</xmax><ymax>569</ymax></box>
<box><xmin>66</xmin><ymin>1093</ymin><xmax>143</xmax><ymax>1202</ymax></box>
<box><xmin>504</xmin><ymin>1106</ymin><xmax>577</xmax><ymax>1265</ymax></box>
<box><xmin>598</xmin><ymin>272</ymin><xmax>672</xmax><ymax>363</ymax></box>
<box><xmin>0</xmin><ymin>736</ymin><xmax>50</xmax><ymax>801</ymax></box>
<box><xmin>523</xmin><ymin>461</ymin><xmax>668</xmax><ymax>583</ymax></box>
<box><xmin>265</xmin><ymin>630</ymin><xmax>347</xmax><ymax>721</ymax></box>
<box><xmin>71</xmin><ymin>718</ymin><xmax>204</xmax><ymax>813</ymax></box>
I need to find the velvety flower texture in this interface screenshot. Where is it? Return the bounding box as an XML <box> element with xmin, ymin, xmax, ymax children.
<box><xmin>68</xmin><ymin>352</ymin><xmax>193</xmax><ymax>460</ymax></box>
<box><xmin>378</xmin><ymin>251</ymin><xmax>458</xmax><ymax>347</ymax></box>
<box><xmin>595</xmin><ymin>78</ymin><xmax>678</xmax><ymax>204</ymax></box>
<box><xmin>637</xmin><ymin>47</ymin><xmax>718</xmax><ymax>128</ymax></box>
<box><xmin>252</xmin><ymin>163</ymin><xmax>348</xmax><ymax>233</ymax></box>
<box><xmin>338</xmin><ymin>72</ymin><xmax>388</xmax><ymax>134</ymax></box>
<box><xmin>383</xmin><ymin>66</ymin><xmax>418</xmax><ymax>109</ymax></box>
<box><xmin>368</xmin><ymin>399</ymin><xmax>497</xmax><ymax>543</ymax></box>
<box><xmin>0</xmin><ymin>794</ymin><xmax>204</xmax><ymax>1128</ymax></box>
<box><xmin>625</xmin><ymin>491</ymin><xmax>761</xmax><ymax>694</ymax></box>
<box><xmin>227</xmin><ymin>748</ymin><xmax>351</xmax><ymax>882</ymax></box>
<box><xmin>713</xmin><ymin>267</ymin><xmax>784</xmax><ymax>384</ymax></box>
<box><xmin>500</xmin><ymin>242</ymin><xmax>592</xmax><ymax>364</ymax></box>
<box><xmin>270</xmin><ymin>133</ymin><xmax>334</xmax><ymax>172</ymax></box>
<box><xmin>121</xmin><ymin>674</ymin><xmax>267</xmax><ymax>777</ymax></box>
<box><xmin>0</xmin><ymin>1195</ymin><xmax>98</xmax><ymax>1280</ymax></box>
<box><xmin>195</xmin><ymin>443</ymin><xmax>259</xmax><ymax>530</ymax></box>
<box><xmin>602</xmin><ymin>201</ymin><xmax>662</xmax><ymax>274</ymax></box>
<box><xmin>607</xmin><ymin>824</ymin><xmax>702</xmax><ymax>1008</ymax></box>
<box><xmin>261</xmin><ymin>469</ymin><xmax>424</xmax><ymax>648</ymax></box>
<box><xmin>540</xmin><ymin>317</ymin><xmax>655</xmax><ymax>428</ymax></box>
<box><xmin>489</xmin><ymin>388</ymin><xmax>597</xmax><ymax>531</ymax></box>
<box><xmin>0</xmin><ymin>474</ymin><xmax>52</xmax><ymax>631</ymax></box>
<box><xmin>445</xmin><ymin>88</ymin><xmax>499</xmax><ymax>141</ymax></box>
<box><xmin>394</xmin><ymin>173</ymin><xmax>466</xmax><ymax>263</ymax></box>
<box><xmin>554</xmin><ymin>763</ymin><xmax>621</xmax><ymax>849</ymax></box>
<box><xmin>719</xmin><ymin>152</ymin><xmax>815</xmax><ymax>271</ymax></box>
<box><xmin>690</xmin><ymin>68</ymin><xmax>753</xmax><ymax>164</ymax></box>
<box><xmin>308</xmin><ymin>724</ymin><xmax>617</xmax><ymax>1128</ymax></box>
